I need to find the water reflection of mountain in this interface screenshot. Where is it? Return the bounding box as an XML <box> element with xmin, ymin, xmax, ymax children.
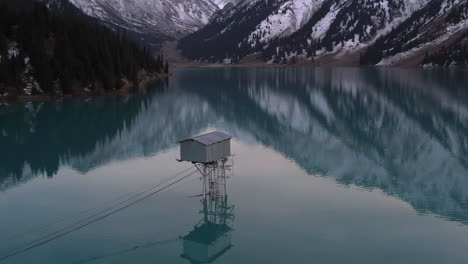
<box><xmin>176</xmin><ymin>67</ymin><xmax>468</xmax><ymax>223</ymax></box>
<box><xmin>1</xmin><ymin>67</ymin><xmax>468</xmax><ymax>224</ymax></box>
<box><xmin>0</xmin><ymin>81</ymin><xmax>214</xmax><ymax>190</ymax></box>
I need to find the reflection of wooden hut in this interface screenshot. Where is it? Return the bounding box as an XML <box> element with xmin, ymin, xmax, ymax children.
<box><xmin>181</xmin><ymin>222</ymin><xmax>232</xmax><ymax>263</ymax></box>
<box><xmin>179</xmin><ymin>132</ymin><xmax>231</xmax><ymax>164</ymax></box>
<box><xmin>181</xmin><ymin>196</ymin><xmax>234</xmax><ymax>263</ymax></box>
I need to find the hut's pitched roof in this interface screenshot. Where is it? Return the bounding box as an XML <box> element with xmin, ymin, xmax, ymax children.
<box><xmin>180</xmin><ymin>131</ymin><xmax>231</xmax><ymax>146</ymax></box>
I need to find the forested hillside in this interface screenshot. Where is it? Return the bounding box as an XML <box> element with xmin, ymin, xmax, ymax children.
<box><xmin>421</xmin><ymin>34</ymin><xmax>468</xmax><ymax>67</ymax></box>
<box><xmin>0</xmin><ymin>0</ymin><xmax>167</xmax><ymax>98</ymax></box>
<box><xmin>179</xmin><ymin>0</ymin><xmax>286</xmax><ymax>63</ymax></box>
<box><xmin>360</xmin><ymin>0</ymin><xmax>468</xmax><ymax>66</ymax></box>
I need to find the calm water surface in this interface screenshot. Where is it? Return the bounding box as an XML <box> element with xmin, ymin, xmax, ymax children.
<box><xmin>1</xmin><ymin>67</ymin><xmax>468</xmax><ymax>263</ymax></box>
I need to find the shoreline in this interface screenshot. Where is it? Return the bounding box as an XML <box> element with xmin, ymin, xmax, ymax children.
<box><xmin>0</xmin><ymin>72</ymin><xmax>168</xmax><ymax>102</ymax></box>
<box><xmin>172</xmin><ymin>62</ymin><xmax>468</xmax><ymax>69</ymax></box>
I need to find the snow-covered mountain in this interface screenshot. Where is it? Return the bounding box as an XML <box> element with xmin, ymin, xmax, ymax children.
<box><xmin>362</xmin><ymin>0</ymin><xmax>468</xmax><ymax>66</ymax></box>
<box><xmin>179</xmin><ymin>0</ymin><xmax>468</xmax><ymax>66</ymax></box>
<box><xmin>36</xmin><ymin>0</ymin><xmax>468</xmax><ymax>65</ymax></box>
<box><xmin>65</xmin><ymin>0</ymin><xmax>220</xmax><ymax>39</ymax></box>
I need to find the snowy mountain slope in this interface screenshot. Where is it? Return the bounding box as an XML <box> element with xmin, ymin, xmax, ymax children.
<box><xmin>362</xmin><ymin>0</ymin><xmax>468</xmax><ymax>66</ymax></box>
<box><xmin>67</xmin><ymin>0</ymin><xmax>220</xmax><ymax>39</ymax></box>
<box><xmin>179</xmin><ymin>0</ymin><xmax>292</xmax><ymax>62</ymax></box>
<box><xmin>179</xmin><ymin>0</ymin><xmax>468</xmax><ymax>66</ymax></box>
<box><xmin>36</xmin><ymin>0</ymin><xmax>468</xmax><ymax>65</ymax></box>
<box><xmin>35</xmin><ymin>0</ymin><xmax>166</xmax><ymax>50</ymax></box>
<box><xmin>39</xmin><ymin>0</ymin><xmax>101</xmax><ymax>19</ymax></box>
<box><xmin>270</xmin><ymin>0</ymin><xmax>432</xmax><ymax>60</ymax></box>
<box><xmin>263</xmin><ymin>0</ymin><xmax>429</xmax><ymax>51</ymax></box>
<box><xmin>247</xmin><ymin>0</ymin><xmax>325</xmax><ymax>45</ymax></box>
<box><xmin>212</xmin><ymin>0</ymin><xmax>238</xmax><ymax>9</ymax></box>
<box><xmin>317</xmin><ymin>0</ymin><xmax>430</xmax><ymax>49</ymax></box>
<box><xmin>421</xmin><ymin>32</ymin><xmax>468</xmax><ymax>67</ymax></box>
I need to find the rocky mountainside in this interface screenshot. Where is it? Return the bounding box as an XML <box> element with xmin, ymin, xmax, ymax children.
<box><xmin>179</xmin><ymin>0</ymin><xmax>468</xmax><ymax>66</ymax></box>
<box><xmin>361</xmin><ymin>0</ymin><xmax>468</xmax><ymax>66</ymax></box>
<box><xmin>66</xmin><ymin>0</ymin><xmax>220</xmax><ymax>39</ymax></box>
<box><xmin>36</xmin><ymin>0</ymin><xmax>233</xmax><ymax>50</ymax></box>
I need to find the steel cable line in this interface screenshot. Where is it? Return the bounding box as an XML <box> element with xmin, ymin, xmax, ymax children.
<box><xmin>4</xmin><ymin>167</ymin><xmax>195</xmax><ymax>244</ymax></box>
<box><xmin>161</xmin><ymin>175</ymin><xmax>202</xmax><ymax>194</ymax></box>
<box><xmin>73</xmin><ymin>167</ymin><xmax>229</xmax><ymax>264</ymax></box>
<box><xmin>0</xmin><ymin>169</ymin><xmax>198</xmax><ymax>262</ymax></box>
<box><xmin>3</xmin><ymin>167</ymin><xmax>196</xmax><ymax>253</ymax></box>
<box><xmin>73</xmin><ymin>171</ymin><xmax>217</xmax><ymax>264</ymax></box>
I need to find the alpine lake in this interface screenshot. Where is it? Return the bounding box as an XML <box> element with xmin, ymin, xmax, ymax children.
<box><xmin>1</xmin><ymin>67</ymin><xmax>468</xmax><ymax>264</ymax></box>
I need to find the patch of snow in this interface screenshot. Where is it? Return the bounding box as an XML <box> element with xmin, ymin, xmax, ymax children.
<box><xmin>378</xmin><ymin>12</ymin><xmax>468</xmax><ymax>66</ymax></box>
<box><xmin>8</xmin><ymin>42</ymin><xmax>19</xmax><ymax>59</ymax></box>
<box><xmin>311</xmin><ymin>4</ymin><xmax>340</xmax><ymax>40</ymax></box>
<box><xmin>21</xmin><ymin>58</ymin><xmax>44</xmax><ymax>96</ymax></box>
<box><xmin>248</xmin><ymin>0</ymin><xmax>325</xmax><ymax>45</ymax></box>
<box><xmin>68</xmin><ymin>0</ymin><xmax>219</xmax><ymax>37</ymax></box>
<box><xmin>212</xmin><ymin>0</ymin><xmax>235</xmax><ymax>9</ymax></box>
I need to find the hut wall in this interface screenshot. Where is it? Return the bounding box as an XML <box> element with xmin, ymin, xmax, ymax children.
<box><xmin>206</xmin><ymin>140</ymin><xmax>230</xmax><ymax>162</ymax></box>
<box><xmin>180</xmin><ymin>141</ymin><xmax>207</xmax><ymax>163</ymax></box>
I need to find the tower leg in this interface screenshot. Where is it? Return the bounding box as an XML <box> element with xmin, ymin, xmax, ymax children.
<box><xmin>203</xmin><ymin>166</ymin><xmax>207</xmax><ymax>198</ymax></box>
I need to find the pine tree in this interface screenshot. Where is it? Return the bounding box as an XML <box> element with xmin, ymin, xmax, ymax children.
<box><xmin>0</xmin><ymin>1</ymin><xmax>167</xmax><ymax>95</ymax></box>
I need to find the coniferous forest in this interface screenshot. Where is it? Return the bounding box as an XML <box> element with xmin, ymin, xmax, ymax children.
<box><xmin>0</xmin><ymin>1</ymin><xmax>168</xmax><ymax>98</ymax></box>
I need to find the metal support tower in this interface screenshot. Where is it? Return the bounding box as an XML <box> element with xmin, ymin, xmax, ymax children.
<box><xmin>181</xmin><ymin>157</ymin><xmax>235</xmax><ymax>263</ymax></box>
<box><xmin>193</xmin><ymin>158</ymin><xmax>232</xmax><ymax>198</ymax></box>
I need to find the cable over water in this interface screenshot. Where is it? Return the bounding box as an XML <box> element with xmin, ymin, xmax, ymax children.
<box><xmin>4</xmin><ymin>167</ymin><xmax>195</xmax><ymax>244</ymax></box>
<box><xmin>0</xmin><ymin>168</ymin><xmax>198</xmax><ymax>262</ymax></box>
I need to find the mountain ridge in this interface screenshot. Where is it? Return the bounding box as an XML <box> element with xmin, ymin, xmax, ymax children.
<box><xmin>179</xmin><ymin>0</ymin><xmax>468</xmax><ymax>66</ymax></box>
<box><xmin>66</xmin><ymin>0</ymin><xmax>224</xmax><ymax>39</ymax></box>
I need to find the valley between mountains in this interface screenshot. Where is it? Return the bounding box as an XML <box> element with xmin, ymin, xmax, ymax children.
<box><xmin>19</xmin><ymin>0</ymin><xmax>468</xmax><ymax>67</ymax></box>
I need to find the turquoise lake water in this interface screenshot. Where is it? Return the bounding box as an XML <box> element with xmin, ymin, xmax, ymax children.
<box><xmin>1</xmin><ymin>67</ymin><xmax>468</xmax><ymax>263</ymax></box>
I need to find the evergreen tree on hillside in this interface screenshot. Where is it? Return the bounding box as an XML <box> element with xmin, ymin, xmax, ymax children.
<box><xmin>0</xmin><ymin>0</ymin><xmax>166</xmax><ymax>96</ymax></box>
